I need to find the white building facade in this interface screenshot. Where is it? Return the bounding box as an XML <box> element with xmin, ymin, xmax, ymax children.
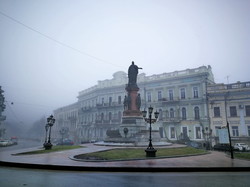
<box><xmin>54</xmin><ymin>66</ymin><xmax>215</xmax><ymax>145</ymax></box>
<box><xmin>207</xmin><ymin>82</ymin><xmax>250</xmax><ymax>145</ymax></box>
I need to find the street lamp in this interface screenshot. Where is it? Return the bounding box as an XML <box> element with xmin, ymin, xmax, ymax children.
<box><xmin>202</xmin><ymin>127</ymin><xmax>212</xmax><ymax>150</ymax></box>
<box><xmin>44</xmin><ymin>115</ymin><xmax>55</xmax><ymax>150</ymax></box>
<box><xmin>43</xmin><ymin>124</ymin><xmax>49</xmax><ymax>147</ymax></box>
<box><xmin>142</xmin><ymin>106</ymin><xmax>159</xmax><ymax>157</ymax></box>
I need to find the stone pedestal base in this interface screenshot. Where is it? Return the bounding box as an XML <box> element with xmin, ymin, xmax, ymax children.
<box><xmin>145</xmin><ymin>148</ymin><xmax>157</xmax><ymax>157</ymax></box>
<box><xmin>120</xmin><ymin>116</ymin><xmax>145</xmax><ymax>138</ymax></box>
<box><xmin>43</xmin><ymin>142</ymin><xmax>53</xmax><ymax>150</ymax></box>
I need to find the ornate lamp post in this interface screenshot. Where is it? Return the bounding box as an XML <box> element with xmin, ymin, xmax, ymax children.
<box><xmin>43</xmin><ymin>124</ymin><xmax>49</xmax><ymax>148</ymax></box>
<box><xmin>44</xmin><ymin>115</ymin><xmax>55</xmax><ymax>150</ymax></box>
<box><xmin>142</xmin><ymin>106</ymin><xmax>159</xmax><ymax>157</ymax></box>
<box><xmin>202</xmin><ymin>127</ymin><xmax>212</xmax><ymax>150</ymax></box>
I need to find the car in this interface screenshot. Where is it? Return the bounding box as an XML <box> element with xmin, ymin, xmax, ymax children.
<box><xmin>0</xmin><ymin>140</ymin><xmax>9</xmax><ymax>146</ymax></box>
<box><xmin>0</xmin><ymin>139</ymin><xmax>14</xmax><ymax>146</ymax></box>
<box><xmin>57</xmin><ymin>139</ymin><xmax>74</xmax><ymax>145</ymax></box>
<box><xmin>213</xmin><ymin>144</ymin><xmax>233</xmax><ymax>151</ymax></box>
<box><xmin>10</xmin><ymin>137</ymin><xmax>18</xmax><ymax>145</ymax></box>
<box><xmin>233</xmin><ymin>143</ymin><xmax>250</xmax><ymax>152</ymax></box>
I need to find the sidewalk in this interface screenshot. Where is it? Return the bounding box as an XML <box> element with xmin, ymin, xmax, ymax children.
<box><xmin>1</xmin><ymin>144</ymin><xmax>250</xmax><ymax>172</ymax></box>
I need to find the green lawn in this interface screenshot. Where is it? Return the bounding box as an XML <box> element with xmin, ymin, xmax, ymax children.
<box><xmin>74</xmin><ymin>147</ymin><xmax>207</xmax><ymax>160</ymax></box>
<box><xmin>14</xmin><ymin>145</ymin><xmax>83</xmax><ymax>155</ymax></box>
<box><xmin>234</xmin><ymin>152</ymin><xmax>250</xmax><ymax>160</ymax></box>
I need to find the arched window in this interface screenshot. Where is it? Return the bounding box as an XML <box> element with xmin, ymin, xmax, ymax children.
<box><xmin>194</xmin><ymin>106</ymin><xmax>200</xmax><ymax>120</ymax></box>
<box><xmin>182</xmin><ymin>107</ymin><xmax>186</xmax><ymax>120</ymax></box>
<box><xmin>170</xmin><ymin>108</ymin><xmax>174</xmax><ymax>118</ymax></box>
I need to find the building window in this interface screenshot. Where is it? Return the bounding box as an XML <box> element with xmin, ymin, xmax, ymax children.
<box><xmin>248</xmin><ymin>126</ymin><xmax>250</xmax><ymax>136</ymax></box>
<box><xmin>182</xmin><ymin>107</ymin><xmax>186</xmax><ymax>120</ymax></box>
<box><xmin>232</xmin><ymin>126</ymin><xmax>239</xmax><ymax>136</ymax></box>
<box><xmin>158</xmin><ymin>91</ymin><xmax>162</xmax><ymax>101</ymax></box>
<box><xmin>246</xmin><ymin>105</ymin><xmax>250</xmax><ymax>116</ymax></box>
<box><xmin>159</xmin><ymin>127</ymin><xmax>164</xmax><ymax>138</ymax></box>
<box><xmin>182</xmin><ymin>126</ymin><xmax>188</xmax><ymax>139</ymax></box>
<box><xmin>147</xmin><ymin>92</ymin><xmax>151</xmax><ymax>102</ymax></box>
<box><xmin>193</xmin><ymin>87</ymin><xmax>199</xmax><ymax>98</ymax></box>
<box><xmin>194</xmin><ymin>106</ymin><xmax>200</xmax><ymax>120</ymax></box>
<box><xmin>109</xmin><ymin>97</ymin><xmax>112</xmax><ymax>106</ymax></box>
<box><xmin>169</xmin><ymin>89</ymin><xmax>174</xmax><ymax>101</ymax></box>
<box><xmin>170</xmin><ymin>127</ymin><xmax>175</xmax><ymax>139</ymax></box>
<box><xmin>195</xmin><ymin>126</ymin><xmax>201</xmax><ymax>139</ymax></box>
<box><xmin>180</xmin><ymin>88</ymin><xmax>185</xmax><ymax>99</ymax></box>
<box><xmin>230</xmin><ymin>106</ymin><xmax>237</xmax><ymax>117</ymax></box>
<box><xmin>101</xmin><ymin>98</ymin><xmax>104</xmax><ymax>105</ymax></box>
<box><xmin>118</xmin><ymin>96</ymin><xmax>122</xmax><ymax>104</ymax></box>
<box><xmin>214</xmin><ymin>107</ymin><xmax>220</xmax><ymax>117</ymax></box>
<box><xmin>170</xmin><ymin>108</ymin><xmax>174</xmax><ymax>118</ymax></box>
<box><xmin>109</xmin><ymin>112</ymin><xmax>112</xmax><ymax>121</ymax></box>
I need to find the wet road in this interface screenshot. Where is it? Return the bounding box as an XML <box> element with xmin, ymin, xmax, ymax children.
<box><xmin>1</xmin><ymin>166</ymin><xmax>250</xmax><ymax>187</ymax></box>
<box><xmin>0</xmin><ymin>138</ymin><xmax>41</xmax><ymax>151</ymax></box>
<box><xmin>1</xmin><ymin>140</ymin><xmax>250</xmax><ymax>186</ymax></box>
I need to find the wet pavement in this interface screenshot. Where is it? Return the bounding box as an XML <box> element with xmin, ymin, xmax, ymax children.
<box><xmin>1</xmin><ymin>166</ymin><xmax>250</xmax><ymax>187</ymax></box>
<box><xmin>0</xmin><ymin>143</ymin><xmax>250</xmax><ymax>171</ymax></box>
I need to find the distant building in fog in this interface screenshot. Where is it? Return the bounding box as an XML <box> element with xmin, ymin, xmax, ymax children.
<box><xmin>53</xmin><ymin>66</ymin><xmax>218</xmax><ymax>145</ymax></box>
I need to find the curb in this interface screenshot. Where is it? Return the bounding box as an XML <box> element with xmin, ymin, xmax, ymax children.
<box><xmin>1</xmin><ymin>160</ymin><xmax>250</xmax><ymax>172</ymax></box>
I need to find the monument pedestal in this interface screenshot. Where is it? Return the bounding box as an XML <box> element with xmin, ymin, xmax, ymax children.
<box><xmin>145</xmin><ymin>148</ymin><xmax>157</xmax><ymax>157</ymax></box>
<box><xmin>120</xmin><ymin>116</ymin><xmax>145</xmax><ymax>139</ymax></box>
<box><xmin>99</xmin><ymin>62</ymin><xmax>171</xmax><ymax>147</ymax></box>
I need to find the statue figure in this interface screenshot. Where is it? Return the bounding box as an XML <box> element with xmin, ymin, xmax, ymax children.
<box><xmin>128</xmin><ymin>61</ymin><xmax>142</xmax><ymax>86</ymax></box>
<box><xmin>123</xmin><ymin>95</ymin><xmax>128</xmax><ymax>110</ymax></box>
<box><xmin>136</xmin><ymin>93</ymin><xmax>141</xmax><ymax>110</ymax></box>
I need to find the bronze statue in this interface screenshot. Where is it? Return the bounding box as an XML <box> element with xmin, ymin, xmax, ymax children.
<box><xmin>136</xmin><ymin>93</ymin><xmax>141</xmax><ymax>110</ymax></box>
<box><xmin>128</xmin><ymin>61</ymin><xmax>142</xmax><ymax>87</ymax></box>
<box><xmin>123</xmin><ymin>95</ymin><xmax>128</xmax><ymax>110</ymax></box>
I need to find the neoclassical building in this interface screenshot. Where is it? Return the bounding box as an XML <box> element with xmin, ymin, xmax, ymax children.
<box><xmin>207</xmin><ymin>81</ymin><xmax>250</xmax><ymax>145</ymax></box>
<box><xmin>53</xmin><ymin>102</ymin><xmax>79</xmax><ymax>142</ymax></box>
<box><xmin>53</xmin><ymin>66</ymin><xmax>215</xmax><ymax>144</ymax></box>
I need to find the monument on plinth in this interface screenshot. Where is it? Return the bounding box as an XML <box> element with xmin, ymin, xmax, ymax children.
<box><xmin>119</xmin><ymin>61</ymin><xmax>145</xmax><ymax>141</ymax></box>
<box><xmin>123</xmin><ymin>61</ymin><xmax>142</xmax><ymax>117</ymax></box>
<box><xmin>101</xmin><ymin>61</ymin><xmax>171</xmax><ymax>147</ymax></box>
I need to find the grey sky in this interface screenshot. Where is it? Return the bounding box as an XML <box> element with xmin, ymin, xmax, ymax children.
<box><xmin>0</xmin><ymin>0</ymin><xmax>249</xmax><ymax>126</ymax></box>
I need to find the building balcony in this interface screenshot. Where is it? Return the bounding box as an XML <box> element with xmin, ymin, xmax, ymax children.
<box><xmin>95</xmin><ymin>119</ymin><xmax>121</xmax><ymax>125</ymax></box>
<box><xmin>161</xmin><ymin>98</ymin><xmax>180</xmax><ymax>105</ymax></box>
<box><xmin>162</xmin><ymin>117</ymin><xmax>181</xmax><ymax>123</ymax></box>
<box><xmin>96</xmin><ymin>102</ymin><xmax>122</xmax><ymax>108</ymax></box>
<box><xmin>80</xmin><ymin>106</ymin><xmax>93</xmax><ymax>112</ymax></box>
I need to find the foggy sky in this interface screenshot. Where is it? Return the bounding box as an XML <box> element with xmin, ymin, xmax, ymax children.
<box><xmin>0</xmin><ymin>0</ymin><xmax>250</xmax><ymax>127</ymax></box>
